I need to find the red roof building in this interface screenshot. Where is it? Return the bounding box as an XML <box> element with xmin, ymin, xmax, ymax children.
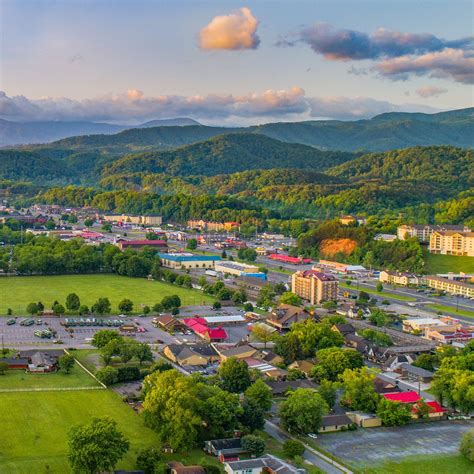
<box><xmin>268</xmin><ymin>254</ymin><xmax>312</xmax><ymax>264</ymax></box>
<box><xmin>412</xmin><ymin>401</ymin><xmax>447</xmax><ymax>415</ymax></box>
<box><xmin>117</xmin><ymin>239</ymin><xmax>168</xmax><ymax>251</ymax></box>
<box><xmin>183</xmin><ymin>317</ymin><xmax>227</xmax><ymax>342</ymax></box>
<box><xmin>383</xmin><ymin>391</ymin><xmax>421</xmax><ymax>403</ymax></box>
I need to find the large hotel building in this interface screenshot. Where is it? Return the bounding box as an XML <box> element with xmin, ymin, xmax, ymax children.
<box><xmin>291</xmin><ymin>270</ymin><xmax>338</xmax><ymax>304</ymax></box>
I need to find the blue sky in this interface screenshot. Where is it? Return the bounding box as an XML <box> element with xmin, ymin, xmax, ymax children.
<box><xmin>0</xmin><ymin>0</ymin><xmax>472</xmax><ymax>124</ymax></box>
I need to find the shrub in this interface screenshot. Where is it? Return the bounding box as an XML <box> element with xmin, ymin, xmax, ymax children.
<box><xmin>460</xmin><ymin>430</ymin><xmax>474</xmax><ymax>461</ymax></box>
<box><xmin>117</xmin><ymin>365</ymin><xmax>141</xmax><ymax>382</ymax></box>
<box><xmin>136</xmin><ymin>446</ymin><xmax>161</xmax><ymax>474</ymax></box>
<box><xmin>96</xmin><ymin>366</ymin><xmax>119</xmax><ymax>385</ymax></box>
<box><xmin>283</xmin><ymin>439</ymin><xmax>305</xmax><ymax>459</ymax></box>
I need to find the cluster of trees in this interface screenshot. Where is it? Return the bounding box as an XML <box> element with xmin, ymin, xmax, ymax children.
<box><xmin>201</xmin><ymin>279</ymin><xmax>247</xmax><ymax>305</ymax></box>
<box><xmin>141</xmin><ymin>360</ymin><xmax>271</xmax><ymax>451</ymax></box>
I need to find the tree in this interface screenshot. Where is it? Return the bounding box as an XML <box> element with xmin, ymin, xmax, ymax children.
<box><xmin>212</xmin><ymin>301</ymin><xmax>222</xmax><ymax>310</ymax></box>
<box><xmin>376</xmin><ymin>398</ymin><xmax>412</xmax><ymax>426</ymax></box>
<box><xmin>238</xmin><ymin>248</ymin><xmax>257</xmax><ymax>262</ymax></box>
<box><xmin>413</xmin><ymin>354</ymin><xmax>436</xmax><ymax>372</ymax></box>
<box><xmin>26</xmin><ymin>302</ymin><xmax>39</xmax><ymax>316</ymax></box>
<box><xmin>161</xmin><ymin>295</ymin><xmax>181</xmax><ymax>310</ymax></box>
<box><xmin>460</xmin><ymin>430</ymin><xmax>474</xmax><ymax>462</ymax></box>
<box><xmin>0</xmin><ymin>362</ymin><xmax>8</xmax><ymax>375</ymax></box>
<box><xmin>251</xmin><ymin>324</ymin><xmax>274</xmax><ymax>349</ymax></box>
<box><xmin>78</xmin><ymin>304</ymin><xmax>90</xmax><ymax>315</ymax></box>
<box><xmin>96</xmin><ymin>366</ymin><xmax>119</xmax><ymax>385</ymax></box>
<box><xmin>244</xmin><ymin>379</ymin><xmax>273</xmax><ymax>412</ymax></box>
<box><xmin>83</xmin><ymin>218</ymin><xmax>94</xmax><ymax>228</ymax></box>
<box><xmin>102</xmin><ymin>223</ymin><xmax>112</xmax><ymax>233</ymax></box>
<box><xmin>66</xmin><ymin>293</ymin><xmax>81</xmax><ymax>312</ymax></box>
<box><xmin>340</xmin><ymin>367</ymin><xmax>380</xmax><ymax>412</ymax></box>
<box><xmin>218</xmin><ymin>357</ymin><xmax>252</xmax><ymax>393</ymax></box>
<box><xmin>135</xmin><ymin>343</ymin><xmax>153</xmax><ymax>365</ymax></box>
<box><xmin>68</xmin><ymin>417</ymin><xmax>129</xmax><ymax>473</ymax></box>
<box><xmin>59</xmin><ymin>354</ymin><xmax>75</xmax><ymax>374</ymax></box>
<box><xmin>91</xmin><ymin>297</ymin><xmax>111</xmax><ymax>315</ymax></box>
<box><xmin>241</xmin><ymin>435</ymin><xmax>265</xmax><ymax>457</ymax></box>
<box><xmin>279</xmin><ymin>389</ymin><xmax>329</xmax><ymax>434</ymax></box>
<box><xmin>274</xmin><ymin>333</ymin><xmax>303</xmax><ymax>364</ymax></box>
<box><xmin>311</xmin><ymin>347</ymin><xmax>363</xmax><ymax>382</ymax></box>
<box><xmin>136</xmin><ymin>447</ymin><xmax>161</xmax><ymax>474</ymax></box>
<box><xmin>322</xmin><ymin>300</ymin><xmax>337</xmax><ymax>310</ymax></box>
<box><xmin>369</xmin><ymin>308</ymin><xmax>388</xmax><ymax>327</ymax></box>
<box><xmin>376</xmin><ymin>282</ymin><xmax>384</xmax><ymax>292</ymax></box>
<box><xmin>318</xmin><ymin>380</ymin><xmax>337</xmax><ymax>409</ymax></box>
<box><xmin>186</xmin><ymin>238</ymin><xmax>198</xmax><ymax>250</ymax></box>
<box><xmin>118</xmin><ymin>298</ymin><xmax>134</xmax><ymax>314</ymax></box>
<box><xmin>53</xmin><ymin>303</ymin><xmax>65</xmax><ymax>316</ymax></box>
<box><xmin>239</xmin><ymin>400</ymin><xmax>265</xmax><ymax>431</ymax></box>
<box><xmin>37</xmin><ymin>301</ymin><xmax>44</xmax><ymax>313</ymax></box>
<box><xmin>279</xmin><ymin>292</ymin><xmax>302</xmax><ymax>306</ymax></box>
<box><xmin>145</xmin><ymin>231</ymin><xmax>159</xmax><ymax>240</ymax></box>
<box><xmin>283</xmin><ymin>439</ymin><xmax>305</xmax><ymax>459</ymax></box>
<box><xmin>92</xmin><ymin>330</ymin><xmax>122</xmax><ymax>348</ymax></box>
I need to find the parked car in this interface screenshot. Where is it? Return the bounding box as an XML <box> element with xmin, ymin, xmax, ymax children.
<box><xmin>6</xmin><ymin>318</ymin><xmax>16</xmax><ymax>325</ymax></box>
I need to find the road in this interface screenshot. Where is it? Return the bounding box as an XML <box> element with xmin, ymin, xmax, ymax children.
<box><xmin>264</xmin><ymin>420</ymin><xmax>352</xmax><ymax>474</ymax></box>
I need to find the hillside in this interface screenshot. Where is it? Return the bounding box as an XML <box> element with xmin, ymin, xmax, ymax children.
<box><xmin>102</xmin><ymin>133</ymin><xmax>355</xmax><ymax>177</ymax></box>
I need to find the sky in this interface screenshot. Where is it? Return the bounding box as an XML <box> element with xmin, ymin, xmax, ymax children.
<box><xmin>0</xmin><ymin>0</ymin><xmax>473</xmax><ymax>125</ymax></box>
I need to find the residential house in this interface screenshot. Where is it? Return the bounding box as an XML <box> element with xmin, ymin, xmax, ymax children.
<box><xmin>288</xmin><ymin>360</ymin><xmax>315</xmax><ymax>377</ymax></box>
<box><xmin>383</xmin><ymin>391</ymin><xmax>421</xmax><ymax>403</ymax></box>
<box><xmin>28</xmin><ymin>351</ymin><xmax>58</xmax><ymax>373</ymax></box>
<box><xmin>374</xmin><ymin>233</ymin><xmax>397</xmax><ymax>242</ymax></box>
<box><xmin>163</xmin><ymin>343</ymin><xmax>218</xmax><ymax>366</ymax></box>
<box><xmin>204</xmin><ymin>438</ymin><xmax>247</xmax><ymax>462</ymax></box>
<box><xmin>167</xmin><ymin>462</ymin><xmax>205</xmax><ymax>474</ymax></box>
<box><xmin>374</xmin><ymin>376</ymin><xmax>400</xmax><ymax>394</ymax></box>
<box><xmin>265</xmin><ymin>379</ymin><xmax>317</xmax><ymax>396</ymax></box>
<box><xmin>382</xmin><ymin>392</ymin><xmax>447</xmax><ymax>419</ymax></box>
<box><xmin>331</xmin><ymin>323</ymin><xmax>356</xmax><ymax>337</ymax></box>
<box><xmin>152</xmin><ymin>315</ymin><xmax>187</xmax><ymax>332</ymax></box>
<box><xmin>224</xmin><ymin>455</ymin><xmax>306</xmax><ymax>474</ymax></box>
<box><xmin>383</xmin><ymin>354</ymin><xmax>414</xmax><ymax>372</ymax></box>
<box><xmin>398</xmin><ymin>363</ymin><xmax>434</xmax><ymax>383</ymax></box>
<box><xmin>266</xmin><ymin>304</ymin><xmax>310</xmax><ymax>331</ymax></box>
<box><xmin>320</xmin><ymin>414</ymin><xmax>353</xmax><ymax>433</ymax></box>
<box><xmin>254</xmin><ymin>350</ymin><xmax>283</xmax><ymax>366</ymax></box>
<box><xmin>340</xmin><ymin>215</ymin><xmax>366</xmax><ymax>226</ymax></box>
<box><xmin>243</xmin><ymin>358</ymin><xmax>288</xmax><ymax>380</ymax></box>
<box><xmin>411</xmin><ymin>401</ymin><xmax>447</xmax><ymax>420</ymax></box>
<box><xmin>218</xmin><ymin>344</ymin><xmax>258</xmax><ymax>362</ymax></box>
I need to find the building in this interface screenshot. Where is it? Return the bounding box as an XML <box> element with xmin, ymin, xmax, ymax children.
<box><xmin>383</xmin><ymin>391</ymin><xmax>421</xmax><ymax>404</ymax></box>
<box><xmin>346</xmin><ymin>411</ymin><xmax>382</xmax><ymax>428</ymax></box>
<box><xmin>340</xmin><ymin>215</ymin><xmax>366</xmax><ymax>226</ymax></box>
<box><xmin>398</xmin><ymin>363</ymin><xmax>434</xmax><ymax>383</ymax></box>
<box><xmin>379</xmin><ymin>270</ymin><xmax>423</xmax><ymax>286</ymax></box>
<box><xmin>152</xmin><ymin>315</ymin><xmax>187</xmax><ymax>332</ymax></box>
<box><xmin>320</xmin><ymin>414</ymin><xmax>353</xmax><ymax>432</ymax></box>
<box><xmin>266</xmin><ymin>304</ymin><xmax>310</xmax><ymax>330</ymax></box>
<box><xmin>264</xmin><ymin>379</ymin><xmax>317</xmax><ymax>396</ymax></box>
<box><xmin>292</xmin><ymin>270</ymin><xmax>338</xmax><ymax>304</ymax></box>
<box><xmin>183</xmin><ymin>317</ymin><xmax>228</xmax><ymax>342</ymax></box>
<box><xmin>268</xmin><ymin>254</ymin><xmax>312</xmax><ymax>265</ymax></box>
<box><xmin>218</xmin><ymin>344</ymin><xmax>258</xmax><ymax>361</ymax></box>
<box><xmin>116</xmin><ymin>239</ymin><xmax>168</xmax><ymax>251</ymax></box>
<box><xmin>425</xmin><ymin>275</ymin><xmax>474</xmax><ymax>298</ymax></box>
<box><xmin>374</xmin><ymin>233</ymin><xmax>397</xmax><ymax>242</ymax></box>
<box><xmin>167</xmin><ymin>462</ymin><xmax>205</xmax><ymax>474</ymax></box>
<box><xmin>402</xmin><ymin>316</ymin><xmax>460</xmax><ymax>333</ymax></box>
<box><xmin>397</xmin><ymin>224</ymin><xmax>469</xmax><ymax>242</ymax></box>
<box><xmin>159</xmin><ymin>252</ymin><xmax>221</xmax><ymax>269</ymax></box>
<box><xmin>424</xmin><ymin>326</ymin><xmax>474</xmax><ymax>344</ymax></box>
<box><xmin>214</xmin><ymin>261</ymin><xmax>260</xmax><ymax>277</ymax></box>
<box><xmin>163</xmin><ymin>343</ymin><xmax>219</xmax><ymax>366</ymax></box>
<box><xmin>103</xmin><ymin>214</ymin><xmax>162</xmax><ymax>226</ymax></box>
<box><xmin>224</xmin><ymin>455</ymin><xmax>305</xmax><ymax>474</ymax></box>
<box><xmin>288</xmin><ymin>359</ymin><xmax>315</xmax><ymax>376</ymax></box>
<box><xmin>204</xmin><ymin>438</ymin><xmax>247</xmax><ymax>462</ymax></box>
<box><xmin>203</xmin><ymin>315</ymin><xmax>246</xmax><ymax>326</ymax></box>
<box><xmin>429</xmin><ymin>231</ymin><xmax>474</xmax><ymax>256</ymax></box>
<box><xmin>187</xmin><ymin>220</ymin><xmax>240</xmax><ymax>232</ymax></box>
<box><xmin>316</xmin><ymin>260</ymin><xmax>367</xmax><ymax>274</ymax></box>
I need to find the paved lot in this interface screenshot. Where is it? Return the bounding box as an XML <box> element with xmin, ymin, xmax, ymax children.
<box><xmin>316</xmin><ymin>420</ymin><xmax>474</xmax><ymax>464</ymax></box>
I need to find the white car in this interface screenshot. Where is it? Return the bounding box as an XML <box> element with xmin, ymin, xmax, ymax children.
<box><xmin>308</xmin><ymin>433</ymin><xmax>318</xmax><ymax>439</ymax></box>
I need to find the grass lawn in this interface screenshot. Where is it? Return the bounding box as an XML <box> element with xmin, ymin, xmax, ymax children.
<box><xmin>0</xmin><ymin>364</ymin><xmax>101</xmax><ymax>391</ymax></box>
<box><xmin>72</xmin><ymin>349</ymin><xmax>104</xmax><ymax>373</ymax></box>
<box><xmin>339</xmin><ymin>282</ymin><xmax>416</xmax><ymax>302</ymax></box>
<box><xmin>0</xmin><ymin>390</ymin><xmax>162</xmax><ymax>474</ymax></box>
<box><xmin>423</xmin><ymin>252</ymin><xmax>474</xmax><ymax>274</ymax></box>
<box><xmin>356</xmin><ymin>453</ymin><xmax>473</xmax><ymax>474</ymax></box>
<box><xmin>0</xmin><ymin>274</ymin><xmax>214</xmax><ymax>315</ymax></box>
<box><xmin>425</xmin><ymin>304</ymin><xmax>474</xmax><ymax>319</ymax></box>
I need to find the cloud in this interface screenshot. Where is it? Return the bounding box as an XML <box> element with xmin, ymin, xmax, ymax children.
<box><xmin>416</xmin><ymin>86</ymin><xmax>448</xmax><ymax>98</ymax></box>
<box><xmin>199</xmin><ymin>7</ymin><xmax>260</xmax><ymax>50</ymax></box>
<box><xmin>375</xmin><ymin>48</ymin><xmax>474</xmax><ymax>84</ymax></box>
<box><xmin>0</xmin><ymin>89</ymin><xmax>438</xmax><ymax>124</ymax></box>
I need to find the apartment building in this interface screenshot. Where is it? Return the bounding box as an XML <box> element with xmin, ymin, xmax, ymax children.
<box><xmin>429</xmin><ymin>231</ymin><xmax>474</xmax><ymax>256</ymax></box>
<box><xmin>187</xmin><ymin>220</ymin><xmax>240</xmax><ymax>232</ymax></box>
<box><xmin>425</xmin><ymin>275</ymin><xmax>474</xmax><ymax>298</ymax></box>
<box><xmin>379</xmin><ymin>270</ymin><xmax>423</xmax><ymax>286</ymax></box>
<box><xmin>291</xmin><ymin>270</ymin><xmax>338</xmax><ymax>304</ymax></box>
<box><xmin>103</xmin><ymin>214</ymin><xmax>162</xmax><ymax>226</ymax></box>
<box><xmin>397</xmin><ymin>224</ymin><xmax>469</xmax><ymax>242</ymax></box>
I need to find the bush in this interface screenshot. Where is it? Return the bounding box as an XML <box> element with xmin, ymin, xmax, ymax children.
<box><xmin>96</xmin><ymin>366</ymin><xmax>118</xmax><ymax>385</ymax></box>
<box><xmin>283</xmin><ymin>439</ymin><xmax>305</xmax><ymax>459</ymax></box>
<box><xmin>117</xmin><ymin>365</ymin><xmax>141</xmax><ymax>382</ymax></box>
<box><xmin>460</xmin><ymin>430</ymin><xmax>474</xmax><ymax>461</ymax></box>
<box><xmin>202</xmin><ymin>466</ymin><xmax>221</xmax><ymax>474</ymax></box>
<box><xmin>136</xmin><ymin>446</ymin><xmax>161</xmax><ymax>474</ymax></box>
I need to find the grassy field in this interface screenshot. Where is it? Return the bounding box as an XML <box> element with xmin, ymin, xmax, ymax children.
<box><xmin>425</xmin><ymin>304</ymin><xmax>474</xmax><ymax>319</ymax></box>
<box><xmin>339</xmin><ymin>282</ymin><xmax>417</xmax><ymax>302</ymax></box>
<box><xmin>0</xmin><ymin>274</ymin><xmax>214</xmax><ymax>315</ymax></box>
<box><xmin>0</xmin><ymin>390</ymin><xmax>162</xmax><ymax>473</ymax></box>
<box><xmin>0</xmin><ymin>364</ymin><xmax>101</xmax><ymax>391</ymax></box>
<box><xmin>423</xmin><ymin>252</ymin><xmax>474</xmax><ymax>274</ymax></box>
<box><xmin>357</xmin><ymin>454</ymin><xmax>473</xmax><ymax>473</ymax></box>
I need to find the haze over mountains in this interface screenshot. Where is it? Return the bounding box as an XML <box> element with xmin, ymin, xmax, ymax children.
<box><xmin>1</xmin><ymin>108</ymin><xmax>473</xmax><ymax>151</ymax></box>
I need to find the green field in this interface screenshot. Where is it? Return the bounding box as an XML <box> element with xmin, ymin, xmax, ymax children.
<box><xmin>339</xmin><ymin>282</ymin><xmax>417</xmax><ymax>302</ymax></box>
<box><xmin>424</xmin><ymin>252</ymin><xmax>474</xmax><ymax>274</ymax></box>
<box><xmin>425</xmin><ymin>304</ymin><xmax>474</xmax><ymax>319</ymax></box>
<box><xmin>357</xmin><ymin>454</ymin><xmax>473</xmax><ymax>473</ymax></box>
<box><xmin>0</xmin><ymin>274</ymin><xmax>214</xmax><ymax>315</ymax></box>
<box><xmin>0</xmin><ymin>390</ymin><xmax>162</xmax><ymax>473</ymax></box>
<box><xmin>0</xmin><ymin>364</ymin><xmax>101</xmax><ymax>391</ymax></box>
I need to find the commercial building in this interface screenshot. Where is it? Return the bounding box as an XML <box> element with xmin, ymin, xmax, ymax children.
<box><xmin>291</xmin><ymin>270</ymin><xmax>338</xmax><ymax>304</ymax></box>
<box><xmin>316</xmin><ymin>260</ymin><xmax>367</xmax><ymax>274</ymax></box>
<box><xmin>397</xmin><ymin>224</ymin><xmax>469</xmax><ymax>242</ymax></box>
<box><xmin>379</xmin><ymin>270</ymin><xmax>423</xmax><ymax>286</ymax></box>
<box><xmin>103</xmin><ymin>214</ymin><xmax>162</xmax><ymax>226</ymax></box>
<box><xmin>268</xmin><ymin>254</ymin><xmax>312</xmax><ymax>265</ymax></box>
<box><xmin>402</xmin><ymin>316</ymin><xmax>460</xmax><ymax>333</ymax></box>
<box><xmin>429</xmin><ymin>231</ymin><xmax>474</xmax><ymax>256</ymax></box>
<box><xmin>214</xmin><ymin>261</ymin><xmax>260</xmax><ymax>277</ymax></box>
<box><xmin>425</xmin><ymin>275</ymin><xmax>474</xmax><ymax>298</ymax></box>
<box><xmin>187</xmin><ymin>220</ymin><xmax>240</xmax><ymax>232</ymax></box>
<box><xmin>116</xmin><ymin>239</ymin><xmax>168</xmax><ymax>251</ymax></box>
<box><xmin>159</xmin><ymin>252</ymin><xmax>221</xmax><ymax>269</ymax></box>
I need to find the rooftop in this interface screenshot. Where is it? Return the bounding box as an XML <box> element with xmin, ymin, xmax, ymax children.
<box><xmin>383</xmin><ymin>391</ymin><xmax>421</xmax><ymax>403</ymax></box>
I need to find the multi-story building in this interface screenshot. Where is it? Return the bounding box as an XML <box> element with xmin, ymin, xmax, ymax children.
<box><xmin>291</xmin><ymin>270</ymin><xmax>338</xmax><ymax>304</ymax></box>
<box><xmin>429</xmin><ymin>231</ymin><xmax>474</xmax><ymax>256</ymax></box>
<box><xmin>159</xmin><ymin>252</ymin><xmax>221</xmax><ymax>269</ymax></box>
<box><xmin>379</xmin><ymin>270</ymin><xmax>423</xmax><ymax>286</ymax></box>
<box><xmin>397</xmin><ymin>224</ymin><xmax>469</xmax><ymax>242</ymax></box>
<box><xmin>103</xmin><ymin>214</ymin><xmax>162</xmax><ymax>226</ymax></box>
<box><xmin>187</xmin><ymin>220</ymin><xmax>240</xmax><ymax>232</ymax></box>
<box><xmin>425</xmin><ymin>275</ymin><xmax>474</xmax><ymax>298</ymax></box>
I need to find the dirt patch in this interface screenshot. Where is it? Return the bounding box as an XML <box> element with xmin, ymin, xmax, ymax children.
<box><xmin>320</xmin><ymin>238</ymin><xmax>357</xmax><ymax>257</ymax></box>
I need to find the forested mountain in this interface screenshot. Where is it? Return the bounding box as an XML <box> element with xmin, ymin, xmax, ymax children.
<box><xmin>10</xmin><ymin>107</ymin><xmax>472</xmax><ymax>152</ymax></box>
<box><xmin>0</xmin><ymin>117</ymin><xmax>201</xmax><ymax>146</ymax></box>
<box><xmin>102</xmin><ymin>133</ymin><xmax>355</xmax><ymax>177</ymax></box>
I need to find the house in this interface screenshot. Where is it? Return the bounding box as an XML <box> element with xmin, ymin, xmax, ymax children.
<box><xmin>266</xmin><ymin>304</ymin><xmax>310</xmax><ymax>331</ymax></box>
<box><xmin>1</xmin><ymin>357</ymin><xmax>29</xmax><ymax>370</ymax></box>
<box><xmin>346</xmin><ymin>412</ymin><xmax>382</xmax><ymax>428</ymax></box>
<box><xmin>344</xmin><ymin>333</ymin><xmax>368</xmax><ymax>350</ymax></box>
<box><xmin>331</xmin><ymin>323</ymin><xmax>356</xmax><ymax>337</ymax></box>
<box><xmin>398</xmin><ymin>363</ymin><xmax>434</xmax><ymax>383</ymax></box>
<box><xmin>288</xmin><ymin>360</ymin><xmax>315</xmax><ymax>377</ymax></box>
<box><xmin>383</xmin><ymin>391</ymin><xmax>421</xmax><ymax>403</ymax></box>
<box><xmin>204</xmin><ymin>438</ymin><xmax>247</xmax><ymax>462</ymax></box>
<box><xmin>320</xmin><ymin>414</ymin><xmax>353</xmax><ymax>432</ymax></box>
<box><xmin>340</xmin><ymin>215</ymin><xmax>366</xmax><ymax>226</ymax></box>
<box><xmin>163</xmin><ymin>343</ymin><xmax>218</xmax><ymax>366</ymax></box>
<box><xmin>264</xmin><ymin>379</ymin><xmax>317</xmax><ymax>396</ymax></box>
<box><xmin>243</xmin><ymin>358</ymin><xmax>288</xmax><ymax>380</ymax></box>
<box><xmin>374</xmin><ymin>233</ymin><xmax>397</xmax><ymax>242</ymax></box>
<box><xmin>411</xmin><ymin>401</ymin><xmax>447</xmax><ymax>420</ymax></box>
<box><xmin>152</xmin><ymin>315</ymin><xmax>187</xmax><ymax>332</ymax></box>
<box><xmin>28</xmin><ymin>351</ymin><xmax>58</xmax><ymax>373</ymax></box>
<box><xmin>167</xmin><ymin>462</ymin><xmax>205</xmax><ymax>474</ymax></box>
<box><xmin>224</xmin><ymin>454</ymin><xmax>306</xmax><ymax>474</ymax></box>
<box><xmin>255</xmin><ymin>350</ymin><xmax>284</xmax><ymax>366</ymax></box>
<box><xmin>383</xmin><ymin>354</ymin><xmax>414</xmax><ymax>372</ymax></box>
<box><xmin>218</xmin><ymin>344</ymin><xmax>258</xmax><ymax>362</ymax></box>
<box><xmin>374</xmin><ymin>376</ymin><xmax>401</xmax><ymax>394</ymax></box>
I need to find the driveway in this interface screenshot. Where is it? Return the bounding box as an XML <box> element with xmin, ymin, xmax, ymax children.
<box><xmin>315</xmin><ymin>420</ymin><xmax>474</xmax><ymax>465</ymax></box>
